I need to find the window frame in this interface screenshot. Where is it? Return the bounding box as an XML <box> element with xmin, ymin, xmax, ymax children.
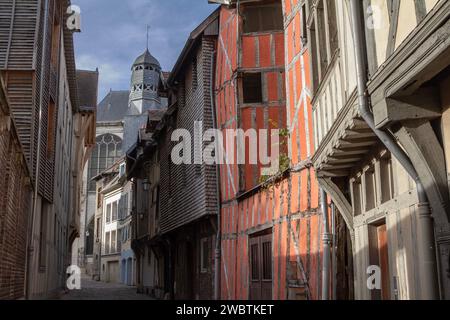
<box><xmin>241</xmin><ymin>72</ymin><xmax>263</xmax><ymax>104</ymax></box>
<box><xmin>200</xmin><ymin>237</ymin><xmax>210</xmax><ymax>274</ymax></box>
<box><xmin>242</xmin><ymin>3</ymin><xmax>284</xmax><ymax>34</ymax></box>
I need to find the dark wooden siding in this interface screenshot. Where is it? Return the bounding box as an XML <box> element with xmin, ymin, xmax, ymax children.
<box><xmin>0</xmin><ymin>84</ymin><xmax>32</xmax><ymax>300</ymax></box>
<box><xmin>159</xmin><ymin>36</ymin><xmax>218</xmax><ymax>235</ymax></box>
<box><xmin>0</xmin><ymin>0</ymin><xmax>62</xmax><ymax>202</ymax></box>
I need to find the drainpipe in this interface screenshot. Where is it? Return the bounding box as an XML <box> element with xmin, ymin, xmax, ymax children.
<box><xmin>321</xmin><ymin>189</ymin><xmax>331</xmax><ymax>300</ymax></box>
<box><xmin>210</xmin><ymin>49</ymin><xmax>222</xmax><ymax>301</ymax></box>
<box><xmin>349</xmin><ymin>0</ymin><xmax>439</xmax><ymax>300</ymax></box>
<box><xmin>25</xmin><ymin>0</ymin><xmax>49</xmax><ymax>300</ymax></box>
<box><xmin>331</xmin><ymin>203</ymin><xmax>337</xmax><ymax>300</ymax></box>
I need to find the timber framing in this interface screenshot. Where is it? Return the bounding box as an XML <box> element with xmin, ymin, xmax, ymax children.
<box><xmin>366</xmin><ymin>0</ymin><xmax>450</xmax><ymax>230</ymax></box>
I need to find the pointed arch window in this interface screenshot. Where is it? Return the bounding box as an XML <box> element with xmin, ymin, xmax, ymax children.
<box><xmin>88</xmin><ymin>134</ymin><xmax>123</xmax><ymax>191</ymax></box>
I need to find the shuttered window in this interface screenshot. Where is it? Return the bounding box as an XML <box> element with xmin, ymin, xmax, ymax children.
<box><xmin>106</xmin><ymin>203</ymin><xmax>111</xmax><ymax>224</ymax></box>
<box><xmin>105</xmin><ymin>232</ymin><xmax>110</xmax><ymax>254</ymax></box>
<box><xmin>249</xmin><ymin>231</ymin><xmax>273</xmax><ymax>300</ymax></box>
<box><xmin>46</xmin><ymin>100</ymin><xmax>56</xmax><ymax>157</ymax></box>
<box><xmin>262</xmin><ymin>241</ymin><xmax>272</xmax><ymax>280</ymax></box>
<box><xmin>243</xmin><ymin>3</ymin><xmax>283</xmax><ymax>33</ymax></box>
<box><xmin>309</xmin><ymin>0</ymin><xmax>339</xmax><ymax>93</ymax></box>
<box><xmin>112</xmin><ymin>201</ymin><xmax>118</xmax><ymax>221</ymax></box>
<box><xmin>251</xmin><ymin>244</ymin><xmax>260</xmax><ymax>280</ymax></box>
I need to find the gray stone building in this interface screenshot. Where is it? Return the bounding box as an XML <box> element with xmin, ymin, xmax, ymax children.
<box><xmin>76</xmin><ymin>90</ymin><xmax>127</xmax><ymax>275</ymax></box>
<box><xmin>78</xmin><ymin>47</ymin><xmax>170</xmax><ymax>275</ymax></box>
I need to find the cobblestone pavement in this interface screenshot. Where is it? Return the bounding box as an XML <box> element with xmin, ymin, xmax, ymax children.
<box><xmin>60</xmin><ymin>275</ymin><xmax>154</xmax><ymax>300</ymax></box>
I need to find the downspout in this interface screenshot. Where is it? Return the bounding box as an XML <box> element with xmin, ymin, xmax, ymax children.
<box><xmin>349</xmin><ymin>0</ymin><xmax>439</xmax><ymax>300</ymax></box>
<box><xmin>25</xmin><ymin>0</ymin><xmax>49</xmax><ymax>300</ymax></box>
<box><xmin>331</xmin><ymin>203</ymin><xmax>337</xmax><ymax>300</ymax></box>
<box><xmin>210</xmin><ymin>49</ymin><xmax>222</xmax><ymax>301</ymax></box>
<box><xmin>321</xmin><ymin>189</ymin><xmax>331</xmax><ymax>300</ymax></box>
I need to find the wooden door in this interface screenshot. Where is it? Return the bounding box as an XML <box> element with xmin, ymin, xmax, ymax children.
<box><xmin>249</xmin><ymin>233</ymin><xmax>272</xmax><ymax>300</ymax></box>
<box><xmin>369</xmin><ymin>221</ymin><xmax>390</xmax><ymax>300</ymax></box>
<box><xmin>377</xmin><ymin>224</ymin><xmax>390</xmax><ymax>300</ymax></box>
<box><xmin>108</xmin><ymin>261</ymin><xmax>119</xmax><ymax>283</ymax></box>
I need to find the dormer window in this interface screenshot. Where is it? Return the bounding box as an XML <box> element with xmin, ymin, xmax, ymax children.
<box><xmin>119</xmin><ymin>163</ymin><xmax>126</xmax><ymax>177</ymax></box>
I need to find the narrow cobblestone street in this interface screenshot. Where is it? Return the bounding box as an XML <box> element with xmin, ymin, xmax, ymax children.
<box><xmin>60</xmin><ymin>275</ymin><xmax>154</xmax><ymax>300</ymax></box>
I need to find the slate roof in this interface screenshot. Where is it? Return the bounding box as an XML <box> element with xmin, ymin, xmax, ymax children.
<box><xmin>97</xmin><ymin>90</ymin><xmax>130</xmax><ymax>122</ymax></box>
<box><xmin>133</xmin><ymin>49</ymin><xmax>161</xmax><ymax>68</ymax></box>
<box><xmin>76</xmin><ymin>69</ymin><xmax>99</xmax><ymax>111</ymax></box>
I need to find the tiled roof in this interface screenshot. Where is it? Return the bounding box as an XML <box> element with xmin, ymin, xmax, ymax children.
<box><xmin>76</xmin><ymin>69</ymin><xmax>99</xmax><ymax>110</ymax></box>
<box><xmin>97</xmin><ymin>90</ymin><xmax>130</xmax><ymax>122</ymax></box>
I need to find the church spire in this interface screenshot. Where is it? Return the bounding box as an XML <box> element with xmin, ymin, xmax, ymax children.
<box><xmin>146</xmin><ymin>25</ymin><xmax>150</xmax><ymax>51</ymax></box>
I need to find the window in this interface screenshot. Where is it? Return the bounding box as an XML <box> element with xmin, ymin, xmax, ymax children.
<box><xmin>326</xmin><ymin>0</ymin><xmax>339</xmax><ymax>55</ymax></box>
<box><xmin>351</xmin><ymin>178</ymin><xmax>362</xmax><ymax>217</ymax></box>
<box><xmin>118</xmin><ymin>194</ymin><xmax>129</xmax><ymax>220</ymax></box>
<box><xmin>47</xmin><ymin>100</ymin><xmax>56</xmax><ymax>157</ymax></box>
<box><xmin>300</xmin><ymin>4</ymin><xmax>308</xmax><ymax>46</ymax></box>
<box><xmin>242</xmin><ymin>73</ymin><xmax>263</xmax><ymax>104</ymax></box>
<box><xmin>106</xmin><ymin>203</ymin><xmax>111</xmax><ymax>224</ymax></box>
<box><xmin>50</xmin><ymin>15</ymin><xmax>60</xmax><ymax>68</ymax></box>
<box><xmin>39</xmin><ymin>202</ymin><xmax>48</xmax><ymax>270</ymax></box>
<box><xmin>200</xmin><ymin>238</ymin><xmax>210</xmax><ymax>274</ymax></box>
<box><xmin>364</xmin><ymin>168</ymin><xmax>376</xmax><ymax>212</ymax></box>
<box><xmin>97</xmin><ymin>188</ymin><xmax>102</xmax><ymax>208</ymax></box>
<box><xmin>105</xmin><ymin>232</ymin><xmax>110</xmax><ymax>254</ymax></box>
<box><xmin>243</xmin><ymin>3</ymin><xmax>283</xmax><ymax>33</ymax></box>
<box><xmin>251</xmin><ymin>243</ymin><xmax>259</xmax><ymax>281</ymax></box>
<box><xmin>96</xmin><ymin>218</ymin><xmax>101</xmax><ymax>240</ymax></box>
<box><xmin>148</xmin><ymin>247</ymin><xmax>152</xmax><ymax>265</ymax></box>
<box><xmin>152</xmin><ymin>186</ymin><xmax>159</xmax><ymax>206</ymax></box>
<box><xmin>88</xmin><ymin>134</ymin><xmax>123</xmax><ymax>191</ymax></box>
<box><xmin>118</xmin><ymin>197</ymin><xmax>123</xmax><ymax>220</ymax></box>
<box><xmin>117</xmin><ymin>230</ymin><xmax>122</xmax><ymax>252</ymax></box>
<box><xmin>262</xmin><ymin>241</ymin><xmax>272</xmax><ymax>280</ymax></box>
<box><xmin>309</xmin><ymin>0</ymin><xmax>339</xmax><ymax>93</ymax></box>
<box><xmin>112</xmin><ymin>201</ymin><xmax>118</xmax><ymax>221</ymax></box>
<box><xmin>111</xmin><ymin>230</ymin><xmax>117</xmax><ymax>254</ymax></box>
<box><xmin>380</xmin><ymin>156</ymin><xmax>394</xmax><ymax>204</ymax></box>
<box><xmin>119</xmin><ymin>163</ymin><xmax>126</xmax><ymax>177</ymax></box>
<box><xmin>249</xmin><ymin>231</ymin><xmax>273</xmax><ymax>300</ymax></box>
<box><xmin>317</xmin><ymin>1</ymin><xmax>328</xmax><ymax>79</ymax></box>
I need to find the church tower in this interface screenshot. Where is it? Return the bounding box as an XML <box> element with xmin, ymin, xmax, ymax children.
<box><xmin>129</xmin><ymin>49</ymin><xmax>162</xmax><ymax>113</ymax></box>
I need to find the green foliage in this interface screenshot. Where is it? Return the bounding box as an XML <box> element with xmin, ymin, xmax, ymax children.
<box><xmin>258</xmin><ymin>119</ymin><xmax>291</xmax><ymax>194</ymax></box>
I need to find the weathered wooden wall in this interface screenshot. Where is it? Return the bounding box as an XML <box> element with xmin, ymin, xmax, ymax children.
<box><xmin>0</xmin><ymin>78</ymin><xmax>32</xmax><ymax>300</ymax></box>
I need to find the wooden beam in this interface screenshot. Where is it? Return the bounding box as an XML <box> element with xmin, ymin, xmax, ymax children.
<box><xmin>414</xmin><ymin>0</ymin><xmax>427</xmax><ymax>23</ymax></box>
<box><xmin>317</xmin><ymin>170</ymin><xmax>349</xmax><ymax>178</ymax></box>
<box><xmin>395</xmin><ymin>119</ymin><xmax>450</xmax><ymax>228</ymax></box>
<box><xmin>373</xmin><ymin>87</ymin><xmax>442</xmax><ymax>128</ymax></box>
<box><xmin>386</xmin><ymin>0</ymin><xmax>400</xmax><ymax>57</ymax></box>
<box><xmin>333</xmin><ymin>148</ymin><xmax>369</xmax><ymax>156</ymax></box>
<box><xmin>318</xmin><ymin>177</ymin><xmax>354</xmax><ymax>231</ymax></box>
<box><xmin>338</xmin><ymin>137</ymin><xmax>377</xmax><ymax>148</ymax></box>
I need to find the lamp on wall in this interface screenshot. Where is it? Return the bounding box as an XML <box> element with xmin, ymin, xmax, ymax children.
<box><xmin>143</xmin><ymin>178</ymin><xmax>151</xmax><ymax>191</ymax></box>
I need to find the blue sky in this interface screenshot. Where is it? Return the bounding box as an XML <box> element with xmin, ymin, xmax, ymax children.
<box><xmin>73</xmin><ymin>0</ymin><xmax>218</xmax><ymax>100</ymax></box>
